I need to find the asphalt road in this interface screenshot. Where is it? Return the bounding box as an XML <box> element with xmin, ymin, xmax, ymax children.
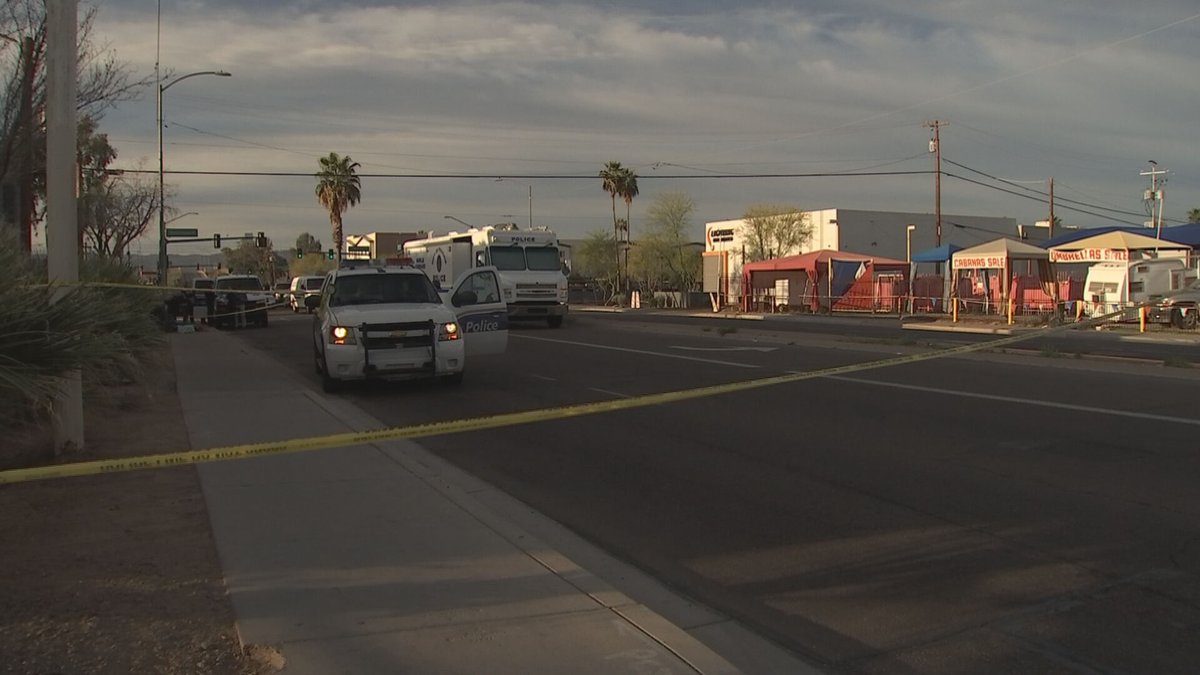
<box><xmin>230</xmin><ymin>308</ymin><xmax>1200</xmax><ymax>675</ymax></box>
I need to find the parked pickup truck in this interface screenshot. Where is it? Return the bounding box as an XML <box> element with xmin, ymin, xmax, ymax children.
<box><xmin>212</xmin><ymin>274</ymin><xmax>270</xmax><ymax>328</ymax></box>
<box><xmin>1150</xmin><ymin>278</ymin><xmax>1200</xmax><ymax>329</ymax></box>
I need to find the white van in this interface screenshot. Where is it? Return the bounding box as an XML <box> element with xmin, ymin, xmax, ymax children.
<box><xmin>288</xmin><ymin>275</ymin><xmax>326</xmax><ymax>313</ymax></box>
<box><xmin>1084</xmin><ymin>258</ymin><xmax>1190</xmax><ymax>319</ymax></box>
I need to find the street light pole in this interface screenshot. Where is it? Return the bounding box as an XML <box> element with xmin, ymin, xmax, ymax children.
<box><xmin>906</xmin><ymin>224</ymin><xmax>916</xmax><ymax>263</ymax></box>
<box><xmin>495</xmin><ymin>178</ymin><xmax>533</xmax><ymax>229</ymax></box>
<box><xmin>443</xmin><ymin>215</ymin><xmax>473</xmax><ymax>228</ymax></box>
<box><xmin>157</xmin><ymin>69</ymin><xmax>230</xmax><ymax>285</ymax></box>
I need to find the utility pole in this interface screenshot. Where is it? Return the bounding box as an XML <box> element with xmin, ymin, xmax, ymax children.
<box><xmin>926</xmin><ymin>120</ymin><xmax>944</xmax><ymax>247</ymax></box>
<box><xmin>1048</xmin><ymin>177</ymin><xmax>1055</xmax><ymax>239</ymax></box>
<box><xmin>1048</xmin><ymin>177</ymin><xmax>1060</xmax><ymax>317</ymax></box>
<box><xmin>1140</xmin><ymin>161</ymin><xmax>1168</xmax><ymax>239</ymax></box>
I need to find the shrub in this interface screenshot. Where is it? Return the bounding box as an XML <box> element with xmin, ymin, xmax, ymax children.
<box><xmin>0</xmin><ymin>237</ymin><xmax>165</xmax><ymax>430</ymax></box>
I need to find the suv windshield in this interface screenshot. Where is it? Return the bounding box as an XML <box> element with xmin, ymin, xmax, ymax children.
<box><xmin>215</xmin><ymin>277</ymin><xmax>263</xmax><ymax>291</ymax></box>
<box><xmin>331</xmin><ymin>274</ymin><xmax>442</xmax><ymax>306</ymax></box>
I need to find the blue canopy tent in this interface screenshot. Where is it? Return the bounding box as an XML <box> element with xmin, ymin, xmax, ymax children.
<box><xmin>910</xmin><ymin>243</ymin><xmax>963</xmax><ymax>263</ymax></box>
<box><xmin>1041</xmin><ymin>224</ymin><xmax>1198</xmax><ymax>249</ymax></box>
<box><xmin>908</xmin><ymin>244</ymin><xmax>963</xmax><ymax>312</ymax></box>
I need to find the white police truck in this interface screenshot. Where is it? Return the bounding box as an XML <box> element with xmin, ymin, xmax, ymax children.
<box><xmin>312</xmin><ymin>263</ymin><xmax>508</xmax><ymax>392</ymax></box>
<box><xmin>403</xmin><ymin>224</ymin><xmax>569</xmax><ymax>328</ymax></box>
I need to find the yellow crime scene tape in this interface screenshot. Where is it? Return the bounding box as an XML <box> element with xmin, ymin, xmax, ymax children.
<box><xmin>4</xmin><ymin>304</ymin><xmax>1141</xmax><ymax>485</ymax></box>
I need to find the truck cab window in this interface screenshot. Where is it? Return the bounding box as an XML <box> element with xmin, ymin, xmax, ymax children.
<box><xmin>488</xmin><ymin>246</ymin><xmax>526</xmax><ymax>271</ymax></box>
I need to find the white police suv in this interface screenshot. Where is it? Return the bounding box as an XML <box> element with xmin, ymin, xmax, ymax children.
<box><xmin>312</xmin><ymin>264</ymin><xmax>508</xmax><ymax>392</ymax></box>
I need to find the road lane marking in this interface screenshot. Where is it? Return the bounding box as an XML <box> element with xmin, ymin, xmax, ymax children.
<box><xmin>823</xmin><ymin>375</ymin><xmax>1200</xmax><ymax>427</ymax></box>
<box><xmin>670</xmin><ymin>345</ymin><xmax>777</xmax><ymax>353</ymax></box>
<box><xmin>514</xmin><ymin>334</ymin><xmax>761</xmax><ymax>368</ymax></box>
<box><xmin>589</xmin><ymin>388</ymin><xmax>632</xmax><ymax>398</ymax></box>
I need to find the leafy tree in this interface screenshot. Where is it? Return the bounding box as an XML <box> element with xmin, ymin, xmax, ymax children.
<box><xmin>633</xmin><ymin>191</ymin><xmax>700</xmax><ymax>303</ymax></box>
<box><xmin>741</xmin><ymin>204</ymin><xmax>812</xmax><ymax>262</ymax></box>
<box><xmin>574</xmin><ymin>230</ymin><xmax>620</xmax><ymax>304</ymax></box>
<box><xmin>314</xmin><ymin>153</ymin><xmax>361</xmax><ymax>263</ymax></box>
<box><xmin>222</xmin><ymin>238</ymin><xmax>273</xmax><ymax>281</ymax></box>
<box><xmin>295</xmin><ymin>232</ymin><xmax>323</xmax><ymax>255</ymax></box>
<box><xmin>288</xmin><ymin>255</ymin><xmax>336</xmax><ymax>278</ymax></box>
<box><xmin>1188</xmin><ymin>208</ymin><xmax>1200</xmax><ymax>224</ymax></box>
<box><xmin>75</xmin><ymin>118</ymin><xmax>161</xmax><ymax>257</ymax></box>
<box><xmin>1</xmin><ymin>1</ymin><xmax>152</xmax><ymax>232</ymax></box>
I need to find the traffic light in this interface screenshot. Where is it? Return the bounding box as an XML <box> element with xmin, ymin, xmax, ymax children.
<box><xmin>326</xmin><ymin>249</ymin><xmax>336</xmax><ymax>260</ymax></box>
<box><xmin>213</xmin><ymin>233</ymin><xmax>221</xmax><ymax>249</ymax></box>
<box><xmin>255</xmin><ymin>231</ymin><xmax>266</xmax><ymax>248</ymax></box>
<box><xmin>295</xmin><ymin>248</ymin><xmax>304</xmax><ymax>259</ymax></box>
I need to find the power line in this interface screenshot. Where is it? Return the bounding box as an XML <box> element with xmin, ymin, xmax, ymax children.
<box><xmin>111</xmin><ymin>168</ymin><xmax>935</xmax><ymax>180</ymax></box>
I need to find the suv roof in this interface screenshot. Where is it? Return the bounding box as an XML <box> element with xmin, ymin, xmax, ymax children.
<box><xmin>330</xmin><ymin>265</ymin><xmax>421</xmax><ymax>278</ymax></box>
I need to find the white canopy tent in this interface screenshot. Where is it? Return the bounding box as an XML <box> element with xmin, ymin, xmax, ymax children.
<box><xmin>1047</xmin><ymin>229</ymin><xmax>1191</xmax><ymax>264</ymax></box>
<box><xmin>950</xmin><ymin>238</ymin><xmax>1051</xmax><ymax>314</ymax></box>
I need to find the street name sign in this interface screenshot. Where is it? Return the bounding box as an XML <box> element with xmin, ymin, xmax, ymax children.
<box><xmin>165</xmin><ymin>227</ymin><xmax>199</xmax><ymax>238</ymax></box>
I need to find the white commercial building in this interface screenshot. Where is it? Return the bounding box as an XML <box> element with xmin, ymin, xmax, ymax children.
<box><xmin>704</xmin><ymin>208</ymin><xmax>1017</xmax><ymax>306</ymax></box>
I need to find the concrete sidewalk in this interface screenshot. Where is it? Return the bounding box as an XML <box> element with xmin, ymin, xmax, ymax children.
<box><xmin>171</xmin><ymin>329</ymin><xmax>817</xmax><ymax>675</ymax></box>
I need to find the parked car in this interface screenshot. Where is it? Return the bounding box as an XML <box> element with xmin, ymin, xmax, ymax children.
<box><xmin>289</xmin><ymin>275</ymin><xmax>326</xmax><ymax>313</ymax></box>
<box><xmin>1151</xmin><ymin>277</ymin><xmax>1200</xmax><ymax>329</ymax></box>
<box><xmin>212</xmin><ymin>274</ymin><xmax>270</xmax><ymax>328</ymax></box>
<box><xmin>272</xmin><ymin>282</ymin><xmax>290</xmax><ymax>306</ymax></box>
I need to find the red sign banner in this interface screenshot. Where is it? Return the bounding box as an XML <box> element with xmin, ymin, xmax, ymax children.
<box><xmin>952</xmin><ymin>255</ymin><xmax>1007</xmax><ymax>269</ymax></box>
<box><xmin>1049</xmin><ymin>248</ymin><xmax>1129</xmax><ymax>263</ymax></box>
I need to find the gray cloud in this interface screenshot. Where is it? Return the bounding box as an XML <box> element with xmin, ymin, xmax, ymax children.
<box><xmin>83</xmin><ymin>1</ymin><xmax>1200</xmax><ymax>254</ymax></box>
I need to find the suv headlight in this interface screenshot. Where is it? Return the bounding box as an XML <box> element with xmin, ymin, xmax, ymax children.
<box><xmin>328</xmin><ymin>325</ymin><xmax>357</xmax><ymax>345</ymax></box>
<box><xmin>438</xmin><ymin>321</ymin><xmax>461</xmax><ymax>342</ymax></box>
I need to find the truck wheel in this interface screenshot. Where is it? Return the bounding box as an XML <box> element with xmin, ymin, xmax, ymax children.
<box><xmin>315</xmin><ymin>344</ymin><xmax>342</xmax><ymax>392</ymax></box>
<box><xmin>547</xmin><ymin>315</ymin><xmax>564</xmax><ymax>328</ymax></box>
<box><xmin>321</xmin><ymin>362</ymin><xmax>342</xmax><ymax>393</ymax></box>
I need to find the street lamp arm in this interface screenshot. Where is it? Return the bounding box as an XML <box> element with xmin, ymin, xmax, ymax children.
<box><xmin>164</xmin><ymin>211</ymin><xmax>199</xmax><ymax>226</ymax></box>
<box><xmin>161</xmin><ymin>70</ymin><xmax>231</xmax><ymax>93</ymax></box>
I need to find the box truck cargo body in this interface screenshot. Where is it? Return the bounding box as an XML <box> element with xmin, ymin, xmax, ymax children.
<box><xmin>404</xmin><ymin>225</ymin><xmax>569</xmax><ymax>327</ymax></box>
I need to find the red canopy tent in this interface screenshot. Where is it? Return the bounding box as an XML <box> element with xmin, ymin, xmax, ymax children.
<box><xmin>740</xmin><ymin>250</ymin><xmax>910</xmax><ymax>313</ymax></box>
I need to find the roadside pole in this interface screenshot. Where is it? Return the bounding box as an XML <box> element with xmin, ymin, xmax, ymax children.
<box><xmin>46</xmin><ymin>0</ymin><xmax>84</xmax><ymax>454</ymax></box>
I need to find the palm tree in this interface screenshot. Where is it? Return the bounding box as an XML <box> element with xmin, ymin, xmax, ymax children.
<box><xmin>599</xmin><ymin>161</ymin><xmax>625</xmax><ymax>292</ymax></box>
<box><xmin>314</xmin><ymin>153</ymin><xmax>362</xmax><ymax>263</ymax></box>
<box><xmin>1188</xmin><ymin>208</ymin><xmax>1200</xmax><ymax>224</ymax></box>
<box><xmin>618</xmin><ymin>167</ymin><xmax>639</xmax><ymax>290</ymax></box>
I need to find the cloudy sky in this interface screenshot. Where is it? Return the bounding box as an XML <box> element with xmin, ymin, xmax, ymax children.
<box><xmin>81</xmin><ymin>0</ymin><xmax>1200</xmax><ymax>256</ymax></box>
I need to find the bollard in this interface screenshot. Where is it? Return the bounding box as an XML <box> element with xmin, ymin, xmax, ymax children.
<box><xmin>1076</xmin><ymin>301</ymin><xmax>1083</xmax><ymax>322</ymax></box>
<box><xmin>1008</xmin><ymin>298</ymin><xmax>1014</xmax><ymax>326</ymax></box>
<box><xmin>952</xmin><ymin>298</ymin><xmax>958</xmax><ymax>323</ymax></box>
<box><xmin>1139</xmin><ymin>306</ymin><xmax>1146</xmax><ymax>333</ymax></box>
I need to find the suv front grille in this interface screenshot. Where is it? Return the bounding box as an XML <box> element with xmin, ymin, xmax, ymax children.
<box><xmin>361</xmin><ymin>320</ymin><xmax>435</xmax><ymax>350</ymax></box>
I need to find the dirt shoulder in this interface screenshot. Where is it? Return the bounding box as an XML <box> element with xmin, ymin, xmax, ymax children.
<box><xmin>0</xmin><ymin>343</ymin><xmax>279</xmax><ymax>675</ymax></box>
